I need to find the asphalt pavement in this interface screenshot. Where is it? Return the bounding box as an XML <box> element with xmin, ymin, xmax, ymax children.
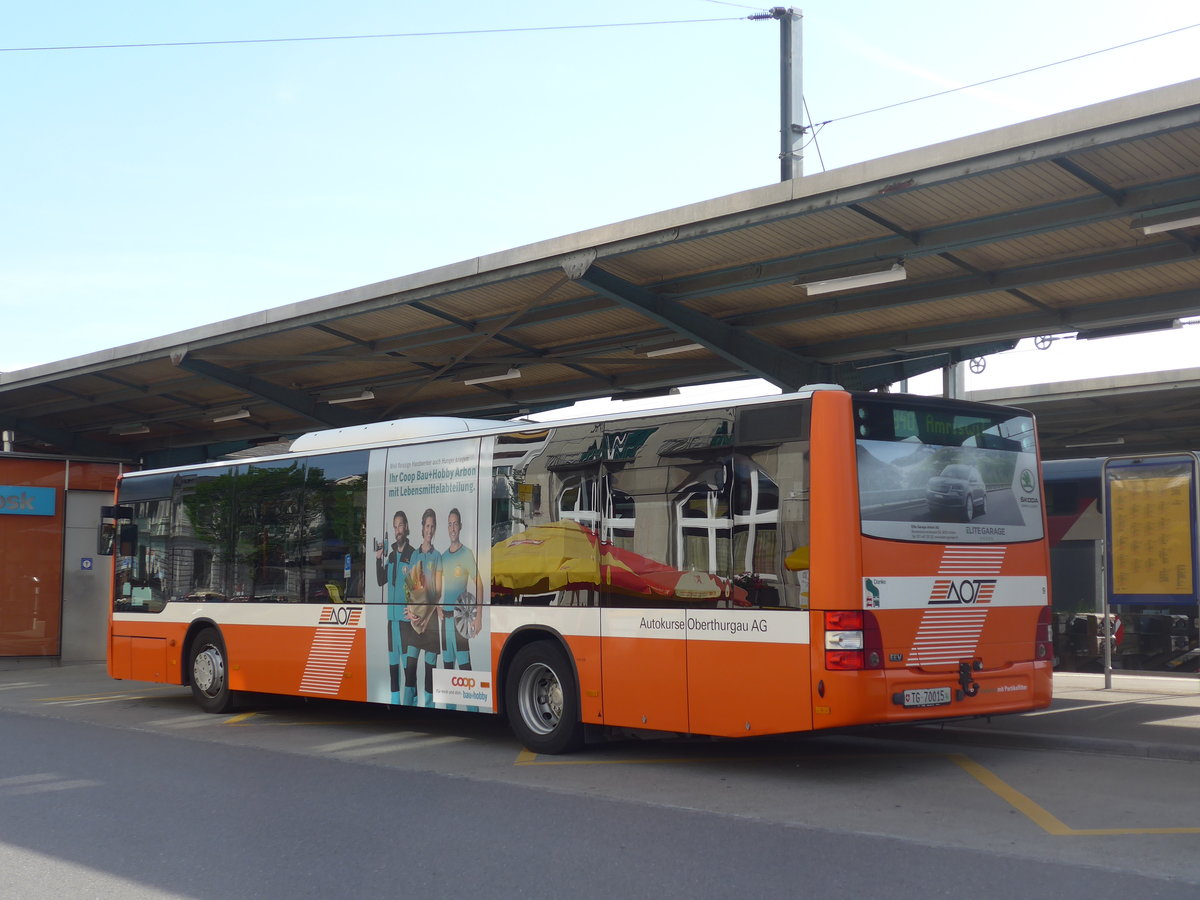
<box><xmin>904</xmin><ymin>671</ymin><xmax>1200</xmax><ymax>761</ymax></box>
<box><xmin>3</xmin><ymin>658</ymin><xmax>1198</xmax><ymax>760</ymax></box>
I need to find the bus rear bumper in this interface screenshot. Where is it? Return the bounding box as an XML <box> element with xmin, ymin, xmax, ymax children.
<box><xmin>883</xmin><ymin>660</ymin><xmax>1052</xmax><ymax>720</ymax></box>
<box><xmin>813</xmin><ymin>660</ymin><xmax>1052</xmax><ymax>729</ymax></box>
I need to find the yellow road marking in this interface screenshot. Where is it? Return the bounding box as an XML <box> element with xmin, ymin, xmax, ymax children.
<box><xmin>224</xmin><ymin>712</ymin><xmax>259</xmax><ymax>726</ymax></box>
<box><xmin>949</xmin><ymin>753</ymin><xmax>1200</xmax><ymax>836</ymax></box>
<box><xmin>948</xmin><ymin>753</ymin><xmax>1074</xmax><ymax>834</ymax></box>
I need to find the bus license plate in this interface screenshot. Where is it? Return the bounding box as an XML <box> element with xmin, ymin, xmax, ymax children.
<box><xmin>902</xmin><ymin>687</ymin><xmax>952</xmax><ymax>708</ymax></box>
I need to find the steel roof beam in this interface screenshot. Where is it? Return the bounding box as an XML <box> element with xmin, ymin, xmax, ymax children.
<box><xmin>654</xmin><ymin>174</ymin><xmax>1200</xmax><ymax>302</ymax></box>
<box><xmin>800</xmin><ymin>286</ymin><xmax>1200</xmax><ymax>361</ymax></box>
<box><xmin>569</xmin><ymin>263</ymin><xmax>831</xmax><ymax>391</ymax></box>
<box><xmin>820</xmin><ymin>340</ymin><xmax>1016</xmax><ymax>391</ymax></box>
<box><xmin>0</xmin><ymin>413</ymin><xmax>127</xmax><ymax>458</ymax></box>
<box><xmin>171</xmin><ymin>353</ymin><xmax>363</xmax><ymax>428</ymax></box>
<box><xmin>1050</xmin><ymin>157</ymin><xmax>1126</xmax><ymax>205</ymax></box>
<box><xmin>732</xmin><ymin>239</ymin><xmax>1200</xmax><ymax>330</ymax></box>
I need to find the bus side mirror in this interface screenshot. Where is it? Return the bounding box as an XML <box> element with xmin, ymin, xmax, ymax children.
<box><xmin>98</xmin><ymin>505</ymin><xmax>135</xmax><ymax>556</ymax></box>
<box><xmin>98</xmin><ymin>522</ymin><xmax>117</xmax><ymax>556</ymax></box>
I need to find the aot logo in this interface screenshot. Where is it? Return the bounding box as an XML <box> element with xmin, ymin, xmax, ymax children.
<box><xmin>928</xmin><ymin>579</ymin><xmax>998</xmax><ymax>605</ymax></box>
<box><xmin>319</xmin><ymin>606</ymin><xmax>363</xmax><ymax>626</ymax></box>
<box><xmin>451</xmin><ymin>676</ymin><xmax>476</xmax><ymax>688</ymax></box>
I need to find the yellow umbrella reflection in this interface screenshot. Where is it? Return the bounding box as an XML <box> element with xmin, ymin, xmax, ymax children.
<box><xmin>490</xmin><ymin>520</ymin><xmax>601</xmax><ymax>594</ymax></box>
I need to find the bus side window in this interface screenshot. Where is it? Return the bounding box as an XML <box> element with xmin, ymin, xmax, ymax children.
<box><xmin>302</xmin><ymin>451</ymin><xmax>368</xmax><ymax>604</ymax></box>
<box><xmin>118</xmin><ymin>523</ymin><xmax>139</xmax><ymax>560</ymax></box>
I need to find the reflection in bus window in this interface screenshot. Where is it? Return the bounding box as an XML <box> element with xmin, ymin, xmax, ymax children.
<box><xmin>675</xmin><ymin>466</ymin><xmax>733</xmax><ymax>577</ymax></box>
<box><xmin>733</xmin><ymin>455</ymin><xmax>779</xmax><ymax>576</ymax></box>
<box><xmin>557</xmin><ymin>475</ymin><xmax>599</xmax><ymax>530</ymax></box>
<box><xmin>303</xmin><ymin>452</ymin><xmax>368</xmax><ymax>603</ymax></box>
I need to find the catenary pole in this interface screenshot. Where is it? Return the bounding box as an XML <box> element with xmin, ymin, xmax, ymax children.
<box><xmin>774</xmin><ymin>8</ymin><xmax>804</xmax><ymax>180</ymax></box>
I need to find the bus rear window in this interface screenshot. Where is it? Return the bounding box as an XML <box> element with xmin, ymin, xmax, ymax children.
<box><xmin>853</xmin><ymin>397</ymin><xmax>1043</xmax><ymax>544</ymax></box>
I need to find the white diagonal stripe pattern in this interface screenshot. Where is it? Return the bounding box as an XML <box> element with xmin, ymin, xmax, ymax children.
<box><xmin>299</xmin><ymin>628</ymin><xmax>357</xmax><ymax>695</ymax></box>
<box><xmin>909</xmin><ymin>609</ymin><xmax>988</xmax><ymax>666</ymax></box>
<box><xmin>939</xmin><ymin>545</ymin><xmax>1007</xmax><ymax>575</ymax></box>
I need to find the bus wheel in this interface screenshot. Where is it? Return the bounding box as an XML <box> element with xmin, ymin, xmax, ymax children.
<box><xmin>506</xmin><ymin>641</ymin><xmax>584</xmax><ymax>755</ymax></box>
<box><xmin>189</xmin><ymin>627</ymin><xmax>235</xmax><ymax>714</ymax></box>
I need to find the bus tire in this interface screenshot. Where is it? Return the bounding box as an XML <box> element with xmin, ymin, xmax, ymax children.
<box><xmin>505</xmin><ymin>641</ymin><xmax>584</xmax><ymax>755</ymax></box>
<box><xmin>189</xmin><ymin>627</ymin><xmax>235</xmax><ymax>714</ymax></box>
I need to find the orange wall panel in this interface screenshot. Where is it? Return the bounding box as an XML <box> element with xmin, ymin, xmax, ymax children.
<box><xmin>68</xmin><ymin>462</ymin><xmax>122</xmax><ymax>492</ymax></box>
<box><xmin>0</xmin><ymin>466</ymin><xmax>64</xmax><ymax>656</ymax></box>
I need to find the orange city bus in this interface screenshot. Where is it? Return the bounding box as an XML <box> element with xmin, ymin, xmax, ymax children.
<box><xmin>105</xmin><ymin>387</ymin><xmax>1052</xmax><ymax>753</ymax></box>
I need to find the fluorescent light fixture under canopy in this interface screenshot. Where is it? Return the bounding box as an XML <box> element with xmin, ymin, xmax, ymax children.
<box><xmin>463</xmin><ymin>368</ymin><xmax>521</xmax><ymax>386</ymax></box>
<box><xmin>212</xmin><ymin>408</ymin><xmax>251</xmax><ymax>423</ymax></box>
<box><xmin>328</xmin><ymin>389</ymin><xmax>375</xmax><ymax>405</ymax></box>
<box><xmin>1075</xmin><ymin>319</ymin><xmax>1179</xmax><ymax>341</ymax></box>
<box><xmin>645</xmin><ymin>343</ymin><xmax>704</xmax><ymax>357</ymax></box>
<box><xmin>1131</xmin><ymin>201</ymin><xmax>1200</xmax><ymax>235</ymax></box>
<box><xmin>799</xmin><ymin>261</ymin><xmax>906</xmax><ymax>296</ymax></box>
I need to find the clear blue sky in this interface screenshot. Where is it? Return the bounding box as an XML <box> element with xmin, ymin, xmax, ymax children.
<box><xmin>3</xmin><ymin>0</ymin><xmax>1198</xmax><ymax>391</ymax></box>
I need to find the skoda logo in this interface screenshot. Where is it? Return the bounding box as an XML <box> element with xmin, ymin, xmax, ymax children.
<box><xmin>1020</xmin><ymin>469</ymin><xmax>1035</xmax><ymax>494</ymax></box>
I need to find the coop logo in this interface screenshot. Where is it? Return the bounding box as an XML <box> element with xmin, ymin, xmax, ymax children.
<box><xmin>319</xmin><ymin>606</ymin><xmax>363</xmax><ymax>626</ymax></box>
<box><xmin>928</xmin><ymin>579</ymin><xmax>997</xmax><ymax>605</ymax></box>
<box><xmin>451</xmin><ymin>676</ymin><xmax>476</xmax><ymax>688</ymax></box>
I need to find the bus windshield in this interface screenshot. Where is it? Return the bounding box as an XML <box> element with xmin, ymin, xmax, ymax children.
<box><xmin>853</xmin><ymin>396</ymin><xmax>1043</xmax><ymax>544</ymax></box>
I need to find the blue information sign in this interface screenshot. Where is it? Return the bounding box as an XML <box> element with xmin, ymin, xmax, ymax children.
<box><xmin>0</xmin><ymin>485</ymin><xmax>56</xmax><ymax>516</ymax></box>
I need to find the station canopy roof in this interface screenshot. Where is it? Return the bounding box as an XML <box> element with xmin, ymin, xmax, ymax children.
<box><xmin>3</xmin><ymin>79</ymin><xmax>1200</xmax><ymax>465</ymax></box>
<box><xmin>970</xmin><ymin>365</ymin><xmax>1200</xmax><ymax>461</ymax></box>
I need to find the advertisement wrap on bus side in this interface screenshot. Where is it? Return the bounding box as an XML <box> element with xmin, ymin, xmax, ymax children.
<box><xmin>365</xmin><ymin>437</ymin><xmax>495</xmax><ymax>711</ymax></box>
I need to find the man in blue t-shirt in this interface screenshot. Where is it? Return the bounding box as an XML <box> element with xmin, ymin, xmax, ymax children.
<box><xmin>409</xmin><ymin>508</ymin><xmax>443</xmax><ymax>706</ymax></box>
<box><xmin>439</xmin><ymin>507</ymin><xmax>482</xmax><ymax>711</ymax></box>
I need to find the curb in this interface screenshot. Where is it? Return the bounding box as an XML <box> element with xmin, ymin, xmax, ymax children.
<box><xmin>883</xmin><ymin>722</ymin><xmax>1200</xmax><ymax>762</ymax></box>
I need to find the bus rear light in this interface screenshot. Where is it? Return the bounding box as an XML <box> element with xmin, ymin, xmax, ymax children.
<box><xmin>1035</xmin><ymin>606</ymin><xmax>1053</xmax><ymax>660</ymax></box>
<box><xmin>825</xmin><ymin>650</ymin><xmax>865</xmax><ymax>670</ymax></box>
<box><xmin>825</xmin><ymin>610</ymin><xmax>863</xmax><ymax>631</ymax></box>
<box><xmin>824</xmin><ymin>610</ymin><xmax>883</xmax><ymax>670</ymax></box>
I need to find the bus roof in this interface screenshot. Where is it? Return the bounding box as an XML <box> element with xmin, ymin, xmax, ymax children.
<box><xmin>119</xmin><ymin>386</ymin><xmax>1034</xmax><ymax>479</ymax></box>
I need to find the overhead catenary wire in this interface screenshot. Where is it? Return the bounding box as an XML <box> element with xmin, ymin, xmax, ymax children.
<box><xmin>4</xmin><ymin>10</ymin><xmax>1196</xmax><ymax>141</ymax></box>
<box><xmin>698</xmin><ymin>0</ymin><xmax>768</xmax><ymax>9</ymax></box>
<box><xmin>802</xmin><ymin>96</ymin><xmax>827</xmax><ymax>172</ymax></box>
<box><xmin>813</xmin><ymin>20</ymin><xmax>1200</xmax><ymax>129</ymax></box>
<box><xmin>0</xmin><ymin>16</ymin><xmax>746</xmax><ymax>53</ymax></box>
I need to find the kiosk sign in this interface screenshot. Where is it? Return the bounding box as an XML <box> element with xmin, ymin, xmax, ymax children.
<box><xmin>0</xmin><ymin>485</ymin><xmax>56</xmax><ymax>516</ymax></box>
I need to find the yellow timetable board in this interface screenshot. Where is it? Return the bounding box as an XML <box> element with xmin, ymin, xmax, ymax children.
<box><xmin>1108</xmin><ymin>474</ymin><xmax>1194</xmax><ymax>597</ymax></box>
